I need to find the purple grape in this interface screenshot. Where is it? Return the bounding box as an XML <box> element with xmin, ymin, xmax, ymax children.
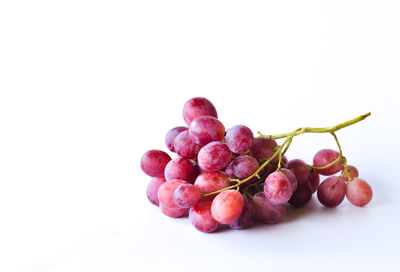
<box><xmin>164</xmin><ymin>157</ymin><xmax>196</xmax><ymax>183</ymax></box>
<box><xmin>225</xmin><ymin>125</ymin><xmax>254</xmax><ymax>154</ymax></box>
<box><xmin>165</xmin><ymin>126</ymin><xmax>188</xmax><ymax>152</ymax></box>
<box><xmin>317</xmin><ymin>176</ymin><xmax>346</xmax><ymax>207</ymax></box>
<box><xmin>313</xmin><ymin>149</ymin><xmax>344</xmax><ymax>176</ymax></box>
<box><xmin>286</xmin><ymin>159</ymin><xmax>310</xmax><ymax>184</ymax></box>
<box><xmin>251</xmin><ymin>192</ymin><xmax>286</xmax><ymax>224</ymax></box>
<box><xmin>197</xmin><ymin>142</ymin><xmax>232</xmax><ymax>172</ymax></box>
<box><xmin>189</xmin><ymin>116</ymin><xmax>225</xmax><ymax>145</ymax></box>
<box><xmin>182</xmin><ymin>97</ymin><xmax>218</xmax><ymax>125</ymax></box>
<box><xmin>229</xmin><ymin>197</ymin><xmax>255</xmax><ymax>229</ymax></box>
<box><xmin>146</xmin><ymin>176</ymin><xmax>166</xmax><ymax>206</ymax></box>
<box><xmin>140</xmin><ymin>149</ymin><xmax>171</xmax><ymax>177</ymax></box>
<box><xmin>189</xmin><ymin>200</ymin><xmax>219</xmax><ymax>233</ymax></box>
<box><xmin>174</xmin><ymin>130</ymin><xmax>202</xmax><ymax>159</ymax></box>
<box><xmin>225</xmin><ymin>155</ymin><xmax>259</xmax><ymax>179</ymax></box>
<box><xmin>173</xmin><ymin>184</ymin><xmax>200</xmax><ymax>208</ymax></box>
<box><xmin>280</xmin><ymin>168</ymin><xmax>297</xmax><ymax>193</ymax></box>
<box><xmin>264</xmin><ymin>172</ymin><xmax>293</xmax><ymax>205</ymax></box>
<box><xmin>288</xmin><ymin>181</ymin><xmax>313</xmax><ymax>208</ymax></box>
<box><xmin>250</xmin><ymin>138</ymin><xmax>278</xmax><ymax>161</ymax></box>
<box><xmin>307</xmin><ymin>170</ymin><xmax>320</xmax><ymax>194</ymax></box>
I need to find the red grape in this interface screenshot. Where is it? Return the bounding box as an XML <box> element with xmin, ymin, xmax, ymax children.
<box><xmin>164</xmin><ymin>157</ymin><xmax>196</xmax><ymax>183</ymax></box>
<box><xmin>264</xmin><ymin>172</ymin><xmax>293</xmax><ymax>205</ymax></box>
<box><xmin>341</xmin><ymin>165</ymin><xmax>359</xmax><ymax>181</ymax></box>
<box><xmin>346</xmin><ymin>178</ymin><xmax>373</xmax><ymax>207</ymax></box>
<box><xmin>182</xmin><ymin>97</ymin><xmax>218</xmax><ymax>125</ymax></box>
<box><xmin>211</xmin><ymin>190</ymin><xmax>244</xmax><ymax>224</ymax></box>
<box><xmin>288</xmin><ymin>181</ymin><xmax>313</xmax><ymax>208</ymax></box>
<box><xmin>307</xmin><ymin>170</ymin><xmax>320</xmax><ymax>194</ymax></box>
<box><xmin>146</xmin><ymin>176</ymin><xmax>166</xmax><ymax>206</ymax></box>
<box><xmin>250</xmin><ymin>138</ymin><xmax>278</xmax><ymax>161</ymax></box>
<box><xmin>251</xmin><ymin>192</ymin><xmax>286</xmax><ymax>224</ymax></box>
<box><xmin>160</xmin><ymin>203</ymin><xmax>188</xmax><ymax>218</ymax></box>
<box><xmin>173</xmin><ymin>184</ymin><xmax>200</xmax><ymax>208</ymax></box>
<box><xmin>313</xmin><ymin>149</ymin><xmax>344</xmax><ymax>176</ymax></box>
<box><xmin>286</xmin><ymin>159</ymin><xmax>310</xmax><ymax>184</ymax></box>
<box><xmin>140</xmin><ymin>149</ymin><xmax>171</xmax><ymax>177</ymax></box>
<box><xmin>189</xmin><ymin>116</ymin><xmax>225</xmax><ymax>145</ymax></box>
<box><xmin>229</xmin><ymin>196</ymin><xmax>255</xmax><ymax>230</ymax></box>
<box><xmin>174</xmin><ymin>130</ymin><xmax>202</xmax><ymax>159</ymax></box>
<box><xmin>189</xmin><ymin>200</ymin><xmax>219</xmax><ymax>233</ymax></box>
<box><xmin>158</xmin><ymin>179</ymin><xmax>189</xmax><ymax>209</ymax></box>
<box><xmin>194</xmin><ymin>171</ymin><xmax>230</xmax><ymax>199</ymax></box>
<box><xmin>225</xmin><ymin>155</ymin><xmax>259</xmax><ymax>179</ymax></box>
<box><xmin>225</xmin><ymin>125</ymin><xmax>254</xmax><ymax>154</ymax></box>
<box><xmin>197</xmin><ymin>142</ymin><xmax>232</xmax><ymax>172</ymax></box>
<box><xmin>165</xmin><ymin>126</ymin><xmax>188</xmax><ymax>152</ymax></box>
<box><xmin>317</xmin><ymin>176</ymin><xmax>346</xmax><ymax>207</ymax></box>
<box><xmin>280</xmin><ymin>168</ymin><xmax>297</xmax><ymax>193</ymax></box>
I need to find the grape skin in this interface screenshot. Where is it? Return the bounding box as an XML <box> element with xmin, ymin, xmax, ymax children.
<box><xmin>158</xmin><ymin>179</ymin><xmax>189</xmax><ymax>209</ymax></box>
<box><xmin>225</xmin><ymin>155</ymin><xmax>259</xmax><ymax>179</ymax></box>
<box><xmin>189</xmin><ymin>200</ymin><xmax>219</xmax><ymax>233</ymax></box>
<box><xmin>264</xmin><ymin>172</ymin><xmax>293</xmax><ymax>205</ymax></box>
<box><xmin>307</xmin><ymin>170</ymin><xmax>320</xmax><ymax>194</ymax></box>
<box><xmin>146</xmin><ymin>176</ymin><xmax>166</xmax><ymax>206</ymax></box>
<box><xmin>164</xmin><ymin>157</ymin><xmax>196</xmax><ymax>183</ymax></box>
<box><xmin>346</xmin><ymin>178</ymin><xmax>373</xmax><ymax>207</ymax></box>
<box><xmin>174</xmin><ymin>130</ymin><xmax>202</xmax><ymax>159</ymax></box>
<box><xmin>288</xmin><ymin>181</ymin><xmax>313</xmax><ymax>208</ymax></box>
<box><xmin>225</xmin><ymin>125</ymin><xmax>254</xmax><ymax>154</ymax></box>
<box><xmin>194</xmin><ymin>171</ymin><xmax>230</xmax><ymax>199</ymax></box>
<box><xmin>197</xmin><ymin>141</ymin><xmax>232</xmax><ymax>172</ymax></box>
<box><xmin>250</xmin><ymin>138</ymin><xmax>278</xmax><ymax>161</ymax></box>
<box><xmin>182</xmin><ymin>97</ymin><xmax>218</xmax><ymax>125</ymax></box>
<box><xmin>229</xmin><ymin>196</ymin><xmax>255</xmax><ymax>230</ymax></box>
<box><xmin>173</xmin><ymin>184</ymin><xmax>200</xmax><ymax>208</ymax></box>
<box><xmin>251</xmin><ymin>192</ymin><xmax>286</xmax><ymax>224</ymax></box>
<box><xmin>313</xmin><ymin>149</ymin><xmax>344</xmax><ymax>176</ymax></box>
<box><xmin>341</xmin><ymin>165</ymin><xmax>359</xmax><ymax>181</ymax></box>
<box><xmin>280</xmin><ymin>168</ymin><xmax>297</xmax><ymax>193</ymax></box>
<box><xmin>189</xmin><ymin>116</ymin><xmax>225</xmax><ymax>145</ymax></box>
<box><xmin>140</xmin><ymin>149</ymin><xmax>171</xmax><ymax>177</ymax></box>
<box><xmin>211</xmin><ymin>190</ymin><xmax>244</xmax><ymax>224</ymax></box>
<box><xmin>165</xmin><ymin>126</ymin><xmax>188</xmax><ymax>152</ymax></box>
<box><xmin>317</xmin><ymin>176</ymin><xmax>346</xmax><ymax>207</ymax></box>
<box><xmin>286</xmin><ymin>159</ymin><xmax>310</xmax><ymax>185</ymax></box>
<box><xmin>160</xmin><ymin>203</ymin><xmax>188</xmax><ymax>218</ymax></box>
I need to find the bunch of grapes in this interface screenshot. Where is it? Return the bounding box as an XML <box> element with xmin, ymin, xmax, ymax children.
<box><xmin>140</xmin><ymin>97</ymin><xmax>373</xmax><ymax>233</ymax></box>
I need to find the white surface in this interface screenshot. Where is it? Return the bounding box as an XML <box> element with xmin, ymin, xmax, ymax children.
<box><xmin>1</xmin><ymin>1</ymin><xmax>400</xmax><ymax>271</ymax></box>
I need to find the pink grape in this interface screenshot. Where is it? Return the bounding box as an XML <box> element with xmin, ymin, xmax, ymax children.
<box><xmin>288</xmin><ymin>181</ymin><xmax>313</xmax><ymax>208</ymax></box>
<box><xmin>280</xmin><ymin>168</ymin><xmax>297</xmax><ymax>192</ymax></box>
<box><xmin>174</xmin><ymin>130</ymin><xmax>202</xmax><ymax>159</ymax></box>
<box><xmin>250</xmin><ymin>138</ymin><xmax>278</xmax><ymax>161</ymax></box>
<box><xmin>182</xmin><ymin>97</ymin><xmax>218</xmax><ymax>125</ymax></box>
<box><xmin>264</xmin><ymin>172</ymin><xmax>293</xmax><ymax>205</ymax></box>
<box><xmin>140</xmin><ymin>149</ymin><xmax>171</xmax><ymax>177</ymax></box>
<box><xmin>164</xmin><ymin>157</ymin><xmax>196</xmax><ymax>183</ymax></box>
<box><xmin>229</xmin><ymin>197</ymin><xmax>255</xmax><ymax>230</ymax></box>
<box><xmin>165</xmin><ymin>126</ymin><xmax>188</xmax><ymax>152</ymax></box>
<box><xmin>189</xmin><ymin>200</ymin><xmax>219</xmax><ymax>233</ymax></box>
<box><xmin>173</xmin><ymin>184</ymin><xmax>200</xmax><ymax>208</ymax></box>
<box><xmin>251</xmin><ymin>192</ymin><xmax>286</xmax><ymax>224</ymax></box>
<box><xmin>346</xmin><ymin>178</ymin><xmax>373</xmax><ymax>207</ymax></box>
<box><xmin>317</xmin><ymin>176</ymin><xmax>346</xmax><ymax>207</ymax></box>
<box><xmin>194</xmin><ymin>171</ymin><xmax>230</xmax><ymax>199</ymax></box>
<box><xmin>197</xmin><ymin>142</ymin><xmax>232</xmax><ymax>172</ymax></box>
<box><xmin>211</xmin><ymin>190</ymin><xmax>244</xmax><ymax>224</ymax></box>
<box><xmin>189</xmin><ymin>116</ymin><xmax>225</xmax><ymax>145</ymax></box>
<box><xmin>313</xmin><ymin>149</ymin><xmax>344</xmax><ymax>176</ymax></box>
<box><xmin>158</xmin><ymin>179</ymin><xmax>189</xmax><ymax>209</ymax></box>
<box><xmin>341</xmin><ymin>165</ymin><xmax>359</xmax><ymax>181</ymax></box>
<box><xmin>307</xmin><ymin>170</ymin><xmax>320</xmax><ymax>194</ymax></box>
<box><xmin>225</xmin><ymin>155</ymin><xmax>259</xmax><ymax>179</ymax></box>
<box><xmin>286</xmin><ymin>159</ymin><xmax>310</xmax><ymax>184</ymax></box>
<box><xmin>160</xmin><ymin>203</ymin><xmax>188</xmax><ymax>218</ymax></box>
<box><xmin>146</xmin><ymin>176</ymin><xmax>166</xmax><ymax>206</ymax></box>
<box><xmin>225</xmin><ymin>125</ymin><xmax>254</xmax><ymax>154</ymax></box>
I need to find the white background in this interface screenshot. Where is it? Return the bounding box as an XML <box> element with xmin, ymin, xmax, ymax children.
<box><xmin>1</xmin><ymin>1</ymin><xmax>400</xmax><ymax>271</ymax></box>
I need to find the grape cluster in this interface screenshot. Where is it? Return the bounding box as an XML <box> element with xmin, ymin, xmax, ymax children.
<box><xmin>141</xmin><ymin>97</ymin><xmax>373</xmax><ymax>233</ymax></box>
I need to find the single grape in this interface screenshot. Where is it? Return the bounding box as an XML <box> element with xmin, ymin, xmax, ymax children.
<box><xmin>288</xmin><ymin>181</ymin><xmax>313</xmax><ymax>208</ymax></box>
<box><xmin>346</xmin><ymin>178</ymin><xmax>373</xmax><ymax>207</ymax></box>
<box><xmin>251</xmin><ymin>192</ymin><xmax>286</xmax><ymax>224</ymax></box>
<box><xmin>264</xmin><ymin>172</ymin><xmax>293</xmax><ymax>205</ymax></box>
<box><xmin>229</xmin><ymin>196</ymin><xmax>255</xmax><ymax>230</ymax></box>
<box><xmin>182</xmin><ymin>97</ymin><xmax>218</xmax><ymax>125</ymax></box>
<box><xmin>189</xmin><ymin>200</ymin><xmax>219</xmax><ymax>233</ymax></box>
<box><xmin>173</xmin><ymin>184</ymin><xmax>200</xmax><ymax>208</ymax></box>
<box><xmin>158</xmin><ymin>179</ymin><xmax>189</xmax><ymax>209</ymax></box>
<box><xmin>313</xmin><ymin>149</ymin><xmax>344</xmax><ymax>176</ymax></box>
<box><xmin>140</xmin><ymin>149</ymin><xmax>171</xmax><ymax>177</ymax></box>
<box><xmin>197</xmin><ymin>141</ymin><xmax>232</xmax><ymax>172</ymax></box>
<box><xmin>280</xmin><ymin>168</ymin><xmax>297</xmax><ymax>193</ymax></box>
<box><xmin>211</xmin><ymin>190</ymin><xmax>244</xmax><ymax>224</ymax></box>
<box><xmin>194</xmin><ymin>171</ymin><xmax>230</xmax><ymax>199</ymax></box>
<box><xmin>174</xmin><ymin>130</ymin><xmax>202</xmax><ymax>159</ymax></box>
<box><xmin>146</xmin><ymin>176</ymin><xmax>166</xmax><ymax>206</ymax></box>
<box><xmin>164</xmin><ymin>157</ymin><xmax>196</xmax><ymax>183</ymax></box>
<box><xmin>225</xmin><ymin>125</ymin><xmax>254</xmax><ymax>154</ymax></box>
<box><xmin>165</xmin><ymin>126</ymin><xmax>188</xmax><ymax>152</ymax></box>
<box><xmin>307</xmin><ymin>170</ymin><xmax>320</xmax><ymax>194</ymax></box>
<box><xmin>189</xmin><ymin>116</ymin><xmax>225</xmax><ymax>145</ymax></box>
<box><xmin>341</xmin><ymin>165</ymin><xmax>359</xmax><ymax>181</ymax></box>
<box><xmin>286</xmin><ymin>159</ymin><xmax>310</xmax><ymax>184</ymax></box>
<box><xmin>225</xmin><ymin>155</ymin><xmax>259</xmax><ymax>179</ymax></box>
<box><xmin>317</xmin><ymin>176</ymin><xmax>346</xmax><ymax>207</ymax></box>
<box><xmin>160</xmin><ymin>203</ymin><xmax>188</xmax><ymax>218</ymax></box>
<box><xmin>250</xmin><ymin>138</ymin><xmax>278</xmax><ymax>161</ymax></box>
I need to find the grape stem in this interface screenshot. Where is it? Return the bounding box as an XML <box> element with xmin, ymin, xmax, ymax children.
<box><xmin>200</xmin><ymin>112</ymin><xmax>371</xmax><ymax>198</ymax></box>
